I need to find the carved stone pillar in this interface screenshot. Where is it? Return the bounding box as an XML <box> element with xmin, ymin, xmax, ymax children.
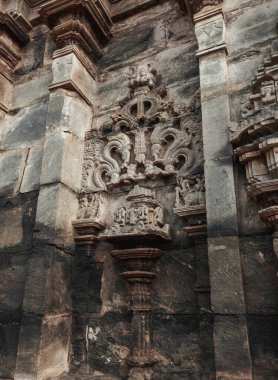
<box><xmin>192</xmin><ymin>3</ymin><xmax>253</xmax><ymax>380</ymax></box>
<box><xmin>112</xmin><ymin>248</ymin><xmax>162</xmax><ymax>366</ymax></box>
<box><xmin>14</xmin><ymin>3</ymin><xmax>112</xmax><ymax>378</ymax></box>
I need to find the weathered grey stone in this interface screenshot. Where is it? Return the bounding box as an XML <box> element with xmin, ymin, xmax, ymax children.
<box><xmin>241</xmin><ymin>236</ymin><xmax>278</xmax><ymax>314</ymax></box>
<box><xmin>202</xmin><ymin>94</ymin><xmax>233</xmax><ymax>161</ymax></box>
<box><xmin>50</xmin><ymin>53</ymin><xmax>97</xmax><ymax>107</ymax></box>
<box><xmin>199</xmin><ymin>51</ymin><xmax>228</xmax><ymax>100</ymax></box>
<box><xmin>46</xmin><ymin>91</ymin><xmax>93</xmax><ymax>139</ymax></box>
<box><xmin>12</xmin><ymin>72</ymin><xmax>52</xmax><ymax>110</ymax></box>
<box><xmin>34</xmin><ymin>184</ymin><xmax>78</xmax><ymax>249</ymax></box>
<box><xmin>208</xmin><ymin>236</ymin><xmax>246</xmax><ymax>314</ymax></box>
<box><xmin>0</xmin><ymin>149</ymin><xmax>27</xmax><ymax>197</ymax></box>
<box><xmin>0</xmin><ymin>192</ymin><xmax>37</xmax><ymax>252</ymax></box>
<box><xmin>40</xmin><ymin>129</ymin><xmax>83</xmax><ymax>193</ymax></box>
<box><xmin>205</xmin><ymin>157</ymin><xmax>238</xmax><ymax>237</ymax></box>
<box><xmin>0</xmin><ymin>101</ymin><xmax>48</xmax><ymax>150</ymax></box>
<box><xmin>20</xmin><ymin>145</ymin><xmax>43</xmax><ymax>193</ymax></box>
<box><xmin>213</xmin><ymin>315</ymin><xmax>252</xmax><ymax>380</ymax></box>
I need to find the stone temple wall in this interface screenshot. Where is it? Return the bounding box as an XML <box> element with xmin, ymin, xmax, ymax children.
<box><xmin>0</xmin><ymin>1</ymin><xmax>277</xmax><ymax>380</ymax></box>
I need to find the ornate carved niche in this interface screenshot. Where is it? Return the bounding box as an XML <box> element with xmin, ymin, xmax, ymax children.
<box><xmin>73</xmin><ymin>64</ymin><xmax>205</xmax><ymax>368</ymax></box>
<box><xmin>40</xmin><ymin>0</ymin><xmax>112</xmax><ymax>64</ymax></box>
<box><xmin>230</xmin><ymin>42</ymin><xmax>278</xmax><ymax>250</ymax></box>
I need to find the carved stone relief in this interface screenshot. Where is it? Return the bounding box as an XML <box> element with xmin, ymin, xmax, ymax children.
<box><xmin>73</xmin><ymin>64</ymin><xmax>205</xmax><ymax>370</ymax></box>
<box><xmin>230</xmin><ymin>42</ymin><xmax>278</xmax><ymax>255</ymax></box>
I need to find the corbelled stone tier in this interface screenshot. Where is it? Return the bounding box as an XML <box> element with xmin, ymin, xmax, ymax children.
<box><xmin>40</xmin><ymin>0</ymin><xmax>113</xmax><ymax>61</ymax></box>
<box><xmin>0</xmin><ymin>9</ymin><xmax>32</xmax><ymax>70</ymax></box>
<box><xmin>178</xmin><ymin>0</ymin><xmax>223</xmax><ymax>18</ymax></box>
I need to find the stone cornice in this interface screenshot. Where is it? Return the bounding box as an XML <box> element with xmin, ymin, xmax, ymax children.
<box><xmin>178</xmin><ymin>0</ymin><xmax>223</xmax><ymax>19</ymax></box>
<box><xmin>0</xmin><ymin>9</ymin><xmax>32</xmax><ymax>70</ymax></box>
<box><xmin>40</xmin><ymin>0</ymin><xmax>112</xmax><ymax>61</ymax></box>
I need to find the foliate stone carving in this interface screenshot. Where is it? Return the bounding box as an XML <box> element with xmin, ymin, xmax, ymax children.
<box><xmin>81</xmin><ymin>65</ymin><xmax>203</xmax><ymax>195</ymax></box>
<box><xmin>230</xmin><ymin>42</ymin><xmax>278</xmax><ymax>255</ymax></box>
<box><xmin>101</xmin><ymin>185</ymin><xmax>170</xmax><ymax>240</ymax></box>
<box><xmin>40</xmin><ymin>0</ymin><xmax>112</xmax><ymax>61</ymax></box>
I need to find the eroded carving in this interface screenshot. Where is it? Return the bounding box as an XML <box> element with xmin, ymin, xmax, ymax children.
<box><xmin>101</xmin><ymin>185</ymin><xmax>170</xmax><ymax>240</ymax></box>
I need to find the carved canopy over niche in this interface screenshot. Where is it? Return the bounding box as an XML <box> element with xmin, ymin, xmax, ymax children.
<box><xmin>78</xmin><ymin>64</ymin><xmax>206</xmax><ymax>237</ymax></box>
<box><xmin>230</xmin><ymin>42</ymin><xmax>278</xmax><ymax>226</ymax></box>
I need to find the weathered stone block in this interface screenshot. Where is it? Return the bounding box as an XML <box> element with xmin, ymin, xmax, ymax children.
<box><xmin>208</xmin><ymin>236</ymin><xmax>246</xmax><ymax>314</ymax></box>
<box><xmin>213</xmin><ymin>315</ymin><xmax>252</xmax><ymax>380</ymax></box>
<box><xmin>15</xmin><ymin>316</ymin><xmax>42</xmax><ymax>380</ymax></box>
<box><xmin>22</xmin><ymin>246</ymin><xmax>71</xmax><ymax>316</ymax></box>
<box><xmin>248</xmin><ymin>315</ymin><xmax>278</xmax><ymax>380</ymax></box>
<box><xmin>0</xmin><ymin>252</ymin><xmax>29</xmax><ymax>312</ymax></box>
<box><xmin>50</xmin><ymin>53</ymin><xmax>97</xmax><ymax>107</ymax></box>
<box><xmin>12</xmin><ymin>72</ymin><xmax>52</xmax><ymax>110</ymax></box>
<box><xmin>153</xmin><ymin>249</ymin><xmax>197</xmax><ymax>314</ymax></box>
<box><xmin>46</xmin><ymin>91</ymin><xmax>92</xmax><ymax>139</ymax></box>
<box><xmin>38</xmin><ymin>315</ymin><xmax>71</xmax><ymax>379</ymax></box>
<box><xmin>225</xmin><ymin>2</ymin><xmax>278</xmax><ymax>55</ymax></box>
<box><xmin>241</xmin><ymin>236</ymin><xmax>278</xmax><ymax>315</ymax></box>
<box><xmin>1</xmin><ymin>101</ymin><xmax>48</xmax><ymax>150</ymax></box>
<box><xmin>199</xmin><ymin>52</ymin><xmax>228</xmax><ymax>100</ymax></box>
<box><xmin>202</xmin><ymin>94</ymin><xmax>232</xmax><ymax>160</ymax></box>
<box><xmin>0</xmin><ymin>193</ymin><xmax>37</xmax><ymax>252</ymax></box>
<box><xmin>20</xmin><ymin>145</ymin><xmax>43</xmax><ymax>193</ymax></box>
<box><xmin>40</xmin><ymin>129</ymin><xmax>83</xmax><ymax>193</ymax></box>
<box><xmin>152</xmin><ymin>314</ymin><xmax>203</xmax><ymax>379</ymax></box>
<box><xmin>34</xmin><ymin>183</ymin><xmax>78</xmax><ymax>249</ymax></box>
<box><xmin>0</xmin><ymin>316</ymin><xmax>21</xmax><ymax>379</ymax></box>
<box><xmin>205</xmin><ymin>157</ymin><xmax>238</xmax><ymax>237</ymax></box>
<box><xmin>0</xmin><ymin>149</ymin><xmax>27</xmax><ymax>197</ymax></box>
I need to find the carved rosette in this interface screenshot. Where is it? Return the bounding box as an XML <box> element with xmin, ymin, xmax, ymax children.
<box><xmin>230</xmin><ymin>42</ymin><xmax>278</xmax><ymax>254</ymax></box>
<box><xmin>73</xmin><ymin>64</ymin><xmax>205</xmax><ymax>367</ymax></box>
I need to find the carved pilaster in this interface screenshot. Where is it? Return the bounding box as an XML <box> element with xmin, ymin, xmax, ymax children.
<box><xmin>40</xmin><ymin>0</ymin><xmax>112</xmax><ymax>62</ymax></box>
